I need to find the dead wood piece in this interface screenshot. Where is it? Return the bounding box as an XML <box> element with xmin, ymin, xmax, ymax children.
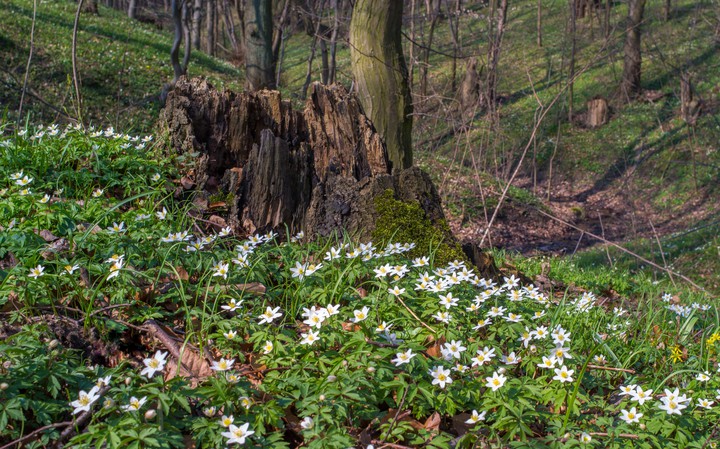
<box><xmin>143</xmin><ymin>319</ymin><xmax>213</xmax><ymax>384</ymax></box>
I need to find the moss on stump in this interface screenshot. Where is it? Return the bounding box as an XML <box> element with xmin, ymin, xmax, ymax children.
<box><xmin>372</xmin><ymin>189</ymin><xmax>468</xmax><ymax>266</ymax></box>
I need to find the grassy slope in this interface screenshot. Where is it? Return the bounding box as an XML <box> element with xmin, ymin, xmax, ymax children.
<box><xmin>0</xmin><ymin>0</ymin><xmax>242</xmax><ymax>132</ymax></box>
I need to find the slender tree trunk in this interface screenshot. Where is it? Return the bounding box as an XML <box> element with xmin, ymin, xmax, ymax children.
<box><xmin>301</xmin><ymin>0</ymin><xmax>327</xmax><ymax>97</ymax></box>
<box><xmin>222</xmin><ymin>0</ymin><xmax>239</xmax><ymax>53</ymax></box>
<box><xmin>448</xmin><ymin>0</ymin><xmax>461</xmax><ymax>92</ymax></box>
<box><xmin>408</xmin><ymin>0</ymin><xmax>416</xmax><ymax>89</ymax></box>
<box><xmin>328</xmin><ymin>0</ymin><xmax>341</xmax><ymax>84</ymax></box>
<box><xmin>128</xmin><ymin>0</ymin><xmax>136</xmax><ymax>18</ymax></box>
<box><xmin>350</xmin><ymin>0</ymin><xmax>413</xmax><ymax>171</ymax></box>
<box><xmin>604</xmin><ymin>0</ymin><xmax>610</xmax><ymax>37</ymax></box>
<box><xmin>244</xmin><ymin>0</ymin><xmax>275</xmax><ymax>90</ymax></box>
<box><xmin>485</xmin><ymin>0</ymin><xmax>508</xmax><ymax>110</ymax></box>
<box><xmin>568</xmin><ymin>0</ymin><xmax>576</xmax><ymax>121</ymax></box>
<box><xmin>191</xmin><ymin>0</ymin><xmax>203</xmax><ymax>50</ymax></box>
<box><xmin>171</xmin><ymin>0</ymin><xmax>186</xmax><ymax>83</ymax></box>
<box><xmin>620</xmin><ymin>0</ymin><xmax>646</xmax><ymax>102</ymax></box>
<box><xmin>537</xmin><ymin>0</ymin><xmax>542</xmax><ymax>47</ymax></box>
<box><xmin>207</xmin><ymin>0</ymin><xmax>216</xmax><ymax>55</ymax></box>
<box><xmin>420</xmin><ymin>0</ymin><xmax>441</xmax><ymax>98</ymax></box>
<box><xmin>183</xmin><ymin>1</ymin><xmax>193</xmax><ymax>71</ymax></box>
<box><xmin>271</xmin><ymin>0</ymin><xmax>290</xmax><ymax>73</ymax></box>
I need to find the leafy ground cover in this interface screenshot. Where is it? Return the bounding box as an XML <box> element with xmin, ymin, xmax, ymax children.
<box><xmin>1</xmin><ymin>125</ymin><xmax>719</xmax><ymax>448</ymax></box>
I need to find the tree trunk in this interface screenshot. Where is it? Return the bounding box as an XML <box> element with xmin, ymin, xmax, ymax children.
<box><xmin>191</xmin><ymin>0</ymin><xmax>203</xmax><ymax>50</ymax></box>
<box><xmin>128</xmin><ymin>0</ymin><xmax>136</xmax><ymax>18</ymax></box>
<box><xmin>604</xmin><ymin>0</ymin><xmax>610</xmax><ymax>38</ymax></box>
<box><xmin>171</xmin><ymin>0</ymin><xmax>186</xmax><ymax>83</ymax></box>
<box><xmin>620</xmin><ymin>0</ymin><xmax>646</xmax><ymax>102</ymax></box>
<box><xmin>408</xmin><ymin>0</ymin><xmax>417</xmax><ymax>89</ymax></box>
<box><xmin>568</xmin><ymin>0</ymin><xmax>576</xmax><ymax>122</ymax></box>
<box><xmin>207</xmin><ymin>0</ymin><xmax>216</xmax><ymax>55</ymax></box>
<box><xmin>182</xmin><ymin>1</ymin><xmax>193</xmax><ymax>70</ymax></box>
<box><xmin>327</xmin><ymin>0</ymin><xmax>341</xmax><ymax>84</ymax></box>
<box><xmin>419</xmin><ymin>0</ymin><xmax>441</xmax><ymax>98</ymax></box>
<box><xmin>244</xmin><ymin>0</ymin><xmax>275</xmax><ymax>90</ymax></box>
<box><xmin>301</xmin><ymin>1</ymin><xmax>324</xmax><ymax>97</ymax></box>
<box><xmin>271</xmin><ymin>0</ymin><xmax>290</xmax><ymax>69</ymax></box>
<box><xmin>537</xmin><ymin>0</ymin><xmax>542</xmax><ymax>47</ymax></box>
<box><xmin>664</xmin><ymin>0</ymin><xmax>671</xmax><ymax>21</ymax></box>
<box><xmin>222</xmin><ymin>0</ymin><xmax>239</xmax><ymax>54</ymax></box>
<box><xmin>485</xmin><ymin>0</ymin><xmax>508</xmax><ymax>111</ymax></box>
<box><xmin>448</xmin><ymin>0</ymin><xmax>461</xmax><ymax>92</ymax></box>
<box><xmin>350</xmin><ymin>0</ymin><xmax>413</xmax><ymax>171</ymax></box>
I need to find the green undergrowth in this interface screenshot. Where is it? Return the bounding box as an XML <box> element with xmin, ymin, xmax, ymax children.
<box><xmin>1</xmin><ymin>124</ymin><xmax>720</xmax><ymax>449</ymax></box>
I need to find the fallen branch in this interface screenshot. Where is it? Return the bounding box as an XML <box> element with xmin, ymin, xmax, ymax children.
<box><xmin>0</xmin><ymin>421</ymin><xmax>72</xmax><ymax>449</ymax></box>
<box><xmin>532</xmin><ymin>208</ymin><xmax>707</xmax><ymax>292</ymax></box>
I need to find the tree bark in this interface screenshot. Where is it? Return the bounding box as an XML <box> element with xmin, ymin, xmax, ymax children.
<box><xmin>128</xmin><ymin>0</ymin><xmax>136</xmax><ymax>18</ymax></box>
<box><xmin>244</xmin><ymin>0</ymin><xmax>275</xmax><ymax>90</ymax></box>
<box><xmin>350</xmin><ymin>0</ymin><xmax>413</xmax><ymax>171</ymax></box>
<box><xmin>620</xmin><ymin>0</ymin><xmax>646</xmax><ymax>102</ymax></box>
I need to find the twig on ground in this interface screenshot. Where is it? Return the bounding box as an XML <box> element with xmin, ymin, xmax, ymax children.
<box><xmin>586</xmin><ymin>364</ymin><xmax>636</xmax><ymax>374</ymax></box>
<box><xmin>588</xmin><ymin>432</ymin><xmax>639</xmax><ymax>439</ymax></box>
<box><xmin>18</xmin><ymin>0</ymin><xmax>38</xmax><ymax>124</ymax></box>
<box><xmin>649</xmin><ymin>219</ymin><xmax>676</xmax><ymax>287</ymax></box>
<box><xmin>394</xmin><ymin>295</ymin><xmax>436</xmax><ymax>334</ymax></box>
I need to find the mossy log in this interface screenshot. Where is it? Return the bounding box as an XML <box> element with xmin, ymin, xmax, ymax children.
<box><xmin>160</xmin><ymin>77</ymin><xmax>494</xmax><ymax>270</ymax></box>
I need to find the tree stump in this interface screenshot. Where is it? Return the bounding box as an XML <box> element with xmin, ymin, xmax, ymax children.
<box><xmin>585</xmin><ymin>97</ymin><xmax>609</xmax><ymax>128</ymax></box>
<box><xmin>160</xmin><ymin>77</ymin><xmax>444</xmax><ymax>242</ymax></box>
<box><xmin>458</xmin><ymin>57</ymin><xmax>483</xmax><ymax>114</ymax></box>
<box><xmin>680</xmin><ymin>72</ymin><xmax>701</xmax><ymax>126</ymax></box>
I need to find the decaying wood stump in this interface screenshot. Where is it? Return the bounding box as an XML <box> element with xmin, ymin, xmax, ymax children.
<box><xmin>585</xmin><ymin>96</ymin><xmax>609</xmax><ymax>128</ymax></box>
<box><xmin>159</xmin><ymin>77</ymin><xmax>448</xmax><ymax>245</ymax></box>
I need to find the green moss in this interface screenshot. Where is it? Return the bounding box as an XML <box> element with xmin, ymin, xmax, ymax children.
<box><xmin>372</xmin><ymin>190</ymin><xmax>467</xmax><ymax>266</ymax></box>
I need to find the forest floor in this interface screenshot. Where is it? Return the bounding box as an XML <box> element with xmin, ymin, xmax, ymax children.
<box><xmin>2</xmin><ymin>0</ymin><xmax>719</xmax><ymax>291</ymax></box>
